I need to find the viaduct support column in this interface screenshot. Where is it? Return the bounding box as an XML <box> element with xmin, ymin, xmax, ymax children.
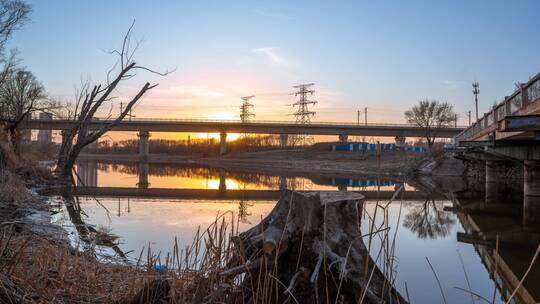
<box><xmin>279</xmin><ymin>176</ymin><xmax>287</xmax><ymax>191</ymax></box>
<box><xmin>485</xmin><ymin>160</ymin><xmax>515</xmax><ymax>203</ymax></box>
<box><xmin>138</xmin><ymin>161</ymin><xmax>149</xmax><ymax>189</ymax></box>
<box><xmin>524</xmin><ymin>161</ymin><xmax>540</xmax><ymax>226</ymax></box>
<box><xmin>37</xmin><ymin>112</ymin><xmax>53</xmax><ymax>144</ymax></box>
<box><xmin>280</xmin><ymin>134</ymin><xmax>289</xmax><ymax>148</ymax></box>
<box><xmin>395</xmin><ymin>136</ymin><xmax>406</xmax><ymax>147</ymax></box>
<box><xmin>219</xmin><ymin>132</ymin><xmax>227</xmax><ymax>155</ymax></box>
<box><xmin>219</xmin><ymin>168</ymin><xmax>226</xmax><ymax>193</ymax></box>
<box><xmin>77</xmin><ymin>162</ymin><xmax>98</xmax><ymax>187</ymax></box>
<box><xmin>138</xmin><ymin>131</ymin><xmax>150</xmax><ymax>160</ymax></box>
<box><xmin>338</xmin><ymin>185</ymin><xmax>348</xmax><ymax>192</ymax></box>
<box><xmin>338</xmin><ymin>134</ymin><xmax>348</xmax><ymax>143</ymax></box>
<box><xmin>61</xmin><ymin>130</ymin><xmax>69</xmax><ymax>146</ymax></box>
<box><xmin>485</xmin><ymin>160</ymin><xmax>503</xmax><ymax>203</ymax></box>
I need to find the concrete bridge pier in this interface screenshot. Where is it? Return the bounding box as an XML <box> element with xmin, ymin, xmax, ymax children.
<box><xmin>37</xmin><ymin>112</ymin><xmax>53</xmax><ymax>144</ymax></box>
<box><xmin>338</xmin><ymin>134</ymin><xmax>348</xmax><ymax>143</ymax></box>
<box><xmin>21</xmin><ymin>129</ymin><xmax>31</xmax><ymax>143</ymax></box>
<box><xmin>219</xmin><ymin>168</ymin><xmax>226</xmax><ymax>192</ymax></box>
<box><xmin>485</xmin><ymin>160</ymin><xmax>506</xmax><ymax>203</ymax></box>
<box><xmin>280</xmin><ymin>134</ymin><xmax>288</xmax><ymax>148</ymax></box>
<box><xmin>279</xmin><ymin>176</ymin><xmax>287</xmax><ymax>190</ymax></box>
<box><xmin>524</xmin><ymin>160</ymin><xmax>540</xmax><ymax>226</ymax></box>
<box><xmin>219</xmin><ymin>132</ymin><xmax>227</xmax><ymax>155</ymax></box>
<box><xmin>395</xmin><ymin>136</ymin><xmax>406</xmax><ymax>147</ymax></box>
<box><xmin>137</xmin><ymin>161</ymin><xmax>149</xmax><ymax>189</ymax></box>
<box><xmin>138</xmin><ymin>131</ymin><xmax>150</xmax><ymax>160</ymax></box>
<box><xmin>60</xmin><ymin>130</ymin><xmax>67</xmax><ymax>146</ymax></box>
<box><xmin>76</xmin><ymin>162</ymin><xmax>97</xmax><ymax>187</ymax></box>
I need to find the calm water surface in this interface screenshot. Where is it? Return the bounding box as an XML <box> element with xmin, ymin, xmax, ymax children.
<box><xmin>49</xmin><ymin>161</ymin><xmax>540</xmax><ymax>304</ymax></box>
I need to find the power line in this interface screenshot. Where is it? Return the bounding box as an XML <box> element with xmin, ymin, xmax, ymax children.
<box><xmin>239</xmin><ymin>95</ymin><xmax>255</xmax><ymax>123</ymax></box>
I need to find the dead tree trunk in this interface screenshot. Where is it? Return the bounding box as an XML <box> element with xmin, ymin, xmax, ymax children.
<box><xmin>55</xmin><ymin>22</ymin><xmax>169</xmax><ymax>181</ymax></box>
<box><xmin>220</xmin><ymin>190</ymin><xmax>407</xmax><ymax>304</ymax></box>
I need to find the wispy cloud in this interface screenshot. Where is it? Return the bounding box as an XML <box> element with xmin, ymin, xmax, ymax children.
<box><xmin>252</xmin><ymin>47</ymin><xmax>288</xmax><ymax>65</ymax></box>
<box><xmin>253</xmin><ymin>8</ymin><xmax>294</xmax><ymax>20</ymax></box>
<box><xmin>442</xmin><ymin>80</ymin><xmax>464</xmax><ymax>90</ymax></box>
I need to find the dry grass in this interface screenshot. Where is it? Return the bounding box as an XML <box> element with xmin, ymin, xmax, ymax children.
<box><xmin>0</xmin><ymin>211</ymin><xmax>239</xmax><ymax>303</ymax></box>
<box><xmin>0</xmin><ymin>170</ymin><xmax>31</xmax><ymax>204</ymax></box>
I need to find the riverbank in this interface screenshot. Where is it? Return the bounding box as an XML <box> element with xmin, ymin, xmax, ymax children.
<box><xmin>0</xmin><ymin>167</ymin><xmax>172</xmax><ymax>303</ymax></box>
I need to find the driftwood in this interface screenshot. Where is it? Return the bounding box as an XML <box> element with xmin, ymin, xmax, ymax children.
<box><xmin>220</xmin><ymin>190</ymin><xmax>407</xmax><ymax>304</ymax></box>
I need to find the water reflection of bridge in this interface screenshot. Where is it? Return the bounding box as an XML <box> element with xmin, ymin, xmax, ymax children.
<box><xmin>453</xmin><ymin>193</ymin><xmax>540</xmax><ymax>303</ymax></box>
<box><xmin>53</xmin><ymin>186</ymin><xmax>438</xmax><ymax>201</ymax></box>
<box><xmin>75</xmin><ymin>161</ymin><xmax>409</xmax><ymax>193</ymax></box>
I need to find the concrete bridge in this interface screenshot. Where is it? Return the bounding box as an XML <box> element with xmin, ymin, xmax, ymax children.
<box><xmin>454</xmin><ymin>71</ymin><xmax>540</xmax><ymax>226</ymax></box>
<box><xmin>22</xmin><ymin>117</ymin><xmax>464</xmax><ymax>155</ymax></box>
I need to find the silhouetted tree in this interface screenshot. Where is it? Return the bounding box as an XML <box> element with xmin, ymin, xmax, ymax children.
<box><xmin>405</xmin><ymin>99</ymin><xmax>456</xmax><ymax>148</ymax></box>
<box><xmin>56</xmin><ymin>22</ymin><xmax>170</xmax><ymax>179</ymax></box>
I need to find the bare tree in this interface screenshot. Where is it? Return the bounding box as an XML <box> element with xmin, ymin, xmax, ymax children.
<box><xmin>0</xmin><ymin>0</ymin><xmax>30</xmax><ymax>98</ymax></box>
<box><xmin>0</xmin><ymin>0</ymin><xmax>29</xmax><ymax>49</ymax></box>
<box><xmin>405</xmin><ymin>99</ymin><xmax>456</xmax><ymax>148</ymax></box>
<box><xmin>403</xmin><ymin>198</ymin><xmax>456</xmax><ymax>239</ymax></box>
<box><xmin>0</xmin><ymin>0</ymin><xmax>30</xmax><ymax>165</ymax></box>
<box><xmin>0</xmin><ymin>67</ymin><xmax>46</xmax><ymax>154</ymax></box>
<box><xmin>56</xmin><ymin>22</ymin><xmax>170</xmax><ymax>180</ymax></box>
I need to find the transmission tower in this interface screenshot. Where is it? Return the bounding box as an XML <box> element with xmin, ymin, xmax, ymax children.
<box><xmin>290</xmin><ymin>83</ymin><xmax>316</xmax><ymax>145</ymax></box>
<box><xmin>239</xmin><ymin>95</ymin><xmax>255</xmax><ymax>123</ymax></box>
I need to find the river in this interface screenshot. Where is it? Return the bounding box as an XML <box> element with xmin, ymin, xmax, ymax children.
<box><xmin>46</xmin><ymin>161</ymin><xmax>539</xmax><ymax>304</ymax></box>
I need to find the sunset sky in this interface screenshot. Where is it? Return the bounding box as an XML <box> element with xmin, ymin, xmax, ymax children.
<box><xmin>9</xmin><ymin>0</ymin><xmax>540</xmax><ymax>141</ymax></box>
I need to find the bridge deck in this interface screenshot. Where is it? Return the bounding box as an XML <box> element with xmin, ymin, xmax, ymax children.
<box><xmin>23</xmin><ymin>118</ymin><xmax>463</xmax><ymax>138</ymax></box>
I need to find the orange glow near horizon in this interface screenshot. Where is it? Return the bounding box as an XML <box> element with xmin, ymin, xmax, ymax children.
<box><xmin>196</xmin><ymin>132</ymin><xmax>242</xmax><ymax>142</ymax></box>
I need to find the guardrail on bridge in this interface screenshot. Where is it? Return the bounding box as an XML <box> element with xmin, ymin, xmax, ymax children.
<box><xmin>454</xmin><ymin>72</ymin><xmax>540</xmax><ymax>144</ymax></box>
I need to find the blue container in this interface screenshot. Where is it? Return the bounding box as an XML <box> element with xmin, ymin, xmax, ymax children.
<box><xmin>333</xmin><ymin>178</ymin><xmax>351</xmax><ymax>185</ymax></box>
<box><xmin>334</xmin><ymin>144</ymin><xmax>348</xmax><ymax>151</ymax></box>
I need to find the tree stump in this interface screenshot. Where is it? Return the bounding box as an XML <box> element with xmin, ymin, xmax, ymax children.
<box><xmin>221</xmin><ymin>190</ymin><xmax>407</xmax><ymax>304</ymax></box>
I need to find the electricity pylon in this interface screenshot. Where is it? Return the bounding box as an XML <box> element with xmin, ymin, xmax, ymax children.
<box><xmin>240</xmin><ymin>95</ymin><xmax>255</xmax><ymax>123</ymax></box>
<box><xmin>291</xmin><ymin>83</ymin><xmax>316</xmax><ymax>145</ymax></box>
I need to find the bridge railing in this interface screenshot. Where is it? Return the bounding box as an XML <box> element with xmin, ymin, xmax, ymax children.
<box><xmin>28</xmin><ymin>116</ymin><xmax>466</xmax><ymax>129</ymax></box>
<box><xmin>455</xmin><ymin>72</ymin><xmax>540</xmax><ymax>144</ymax></box>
